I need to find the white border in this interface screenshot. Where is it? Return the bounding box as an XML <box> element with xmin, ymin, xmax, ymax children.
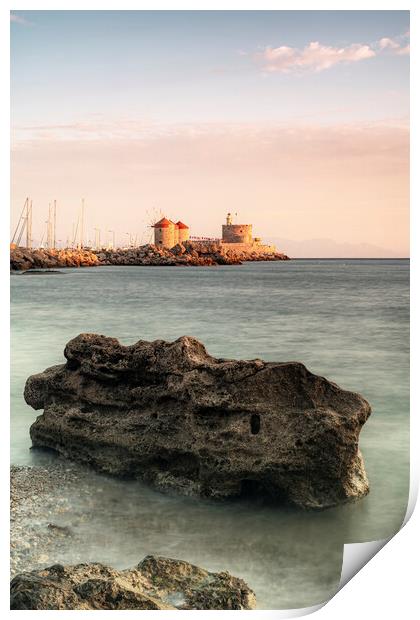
<box><xmin>2</xmin><ymin>1</ymin><xmax>417</xmax><ymax>617</ymax></box>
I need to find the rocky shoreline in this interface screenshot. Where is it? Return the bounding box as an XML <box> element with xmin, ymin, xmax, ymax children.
<box><xmin>10</xmin><ymin>247</ymin><xmax>100</xmax><ymax>271</ymax></box>
<box><xmin>10</xmin><ymin>463</ymin><xmax>90</xmax><ymax>578</ymax></box>
<box><xmin>10</xmin><ymin>464</ymin><xmax>256</xmax><ymax>610</ymax></box>
<box><xmin>10</xmin><ymin>242</ymin><xmax>289</xmax><ymax>271</ymax></box>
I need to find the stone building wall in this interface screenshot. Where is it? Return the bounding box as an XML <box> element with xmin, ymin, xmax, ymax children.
<box><xmin>153</xmin><ymin>218</ymin><xmax>190</xmax><ymax>249</ymax></box>
<box><xmin>178</xmin><ymin>227</ymin><xmax>190</xmax><ymax>243</ymax></box>
<box><xmin>154</xmin><ymin>225</ymin><xmax>175</xmax><ymax>248</ymax></box>
<box><xmin>222</xmin><ymin>224</ymin><xmax>253</xmax><ymax>244</ymax></box>
<box><xmin>173</xmin><ymin>225</ymin><xmax>179</xmax><ymax>246</ymax></box>
<box><xmin>220</xmin><ymin>242</ymin><xmax>276</xmax><ymax>254</ymax></box>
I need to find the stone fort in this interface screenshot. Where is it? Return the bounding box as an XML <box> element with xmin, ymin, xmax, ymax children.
<box><xmin>153</xmin><ymin>213</ymin><xmax>275</xmax><ymax>253</ymax></box>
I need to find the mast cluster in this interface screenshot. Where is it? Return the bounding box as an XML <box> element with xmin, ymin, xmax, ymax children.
<box><xmin>11</xmin><ymin>197</ymin><xmax>33</xmax><ymax>249</ymax></box>
<box><xmin>12</xmin><ymin>198</ymin><xmax>160</xmax><ymax>250</ymax></box>
<box><xmin>11</xmin><ymin>198</ymin><xmax>87</xmax><ymax>250</ymax></box>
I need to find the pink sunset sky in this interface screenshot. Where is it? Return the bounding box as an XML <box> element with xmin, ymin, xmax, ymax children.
<box><xmin>11</xmin><ymin>11</ymin><xmax>410</xmax><ymax>257</ymax></box>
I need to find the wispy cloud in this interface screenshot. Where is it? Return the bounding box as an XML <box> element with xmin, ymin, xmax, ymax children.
<box><xmin>379</xmin><ymin>35</ymin><xmax>410</xmax><ymax>55</ymax></box>
<box><xmin>379</xmin><ymin>37</ymin><xmax>400</xmax><ymax>50</ymax></box>
<box><xmin>397</xmin><ymin>45</ymin><xmax>410</xmax><ymax>56</ymax></box>
<box><xmin>11</xmin><ymin>119</ymin><xmax>409</xmax><ymax>255</ymax></box>
<box><xmin>254</xmin><ymin>32</ymin><xmax>409</xmax><ymax>74</ymax></box>
<box><xmin>257</xmin><ymin>41</ymin><xmax>375</xmax><ymax>74</ymax></box>
<box><xmin>12</xmin><ymin>117</ymin><xmax>409</xmax><ymax>154</ymax></box>
<box><xmin>10</xmin><ymin>13</ymin><xmax>33</xmax><ymax>26</ymax></box>
<box><xmin>12</xmin><ymin>119</ymin><xmax>183</xmax><ymax>143</ymax></box>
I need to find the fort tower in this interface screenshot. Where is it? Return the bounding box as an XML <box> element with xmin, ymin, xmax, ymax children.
<box><xmin>222</xmin><ymin>213</ymin><xmax>253</xmax><ymax>244</ymax></box>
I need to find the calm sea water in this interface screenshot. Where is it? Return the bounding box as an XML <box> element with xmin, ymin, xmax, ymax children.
<box><xmin>10</xmin><ymin>260</ymin><xmax>409</xmax><ymax>609</ymax></box>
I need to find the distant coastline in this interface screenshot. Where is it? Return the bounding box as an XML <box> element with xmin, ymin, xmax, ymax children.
<box><xmin>291</xmin><ymin>257</ymin><xmax>409</xmax><ymax>260</ymax></box>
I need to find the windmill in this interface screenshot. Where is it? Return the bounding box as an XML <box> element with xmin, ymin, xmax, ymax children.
<box><xmin>144</xmin><ymin>206</ymin><xmax>163</xmax><ymax>245</ymax></box>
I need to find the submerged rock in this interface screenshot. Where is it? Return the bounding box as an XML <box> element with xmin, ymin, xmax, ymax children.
<box><xmin>25</xmin><ymin>334</ymin><xmax>371</xmax><ymax>509</ymax></box>
<box><xmin>10</xmin><ymin>555</ymin><xmax>256</xmax><ymax>610</ymax></box>
<box><xmin>22</xmin><ymin>269</ymin><xmax>64</xmax><ymax>275</ymax></box>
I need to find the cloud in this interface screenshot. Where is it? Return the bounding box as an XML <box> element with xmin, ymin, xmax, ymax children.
<box><xmin>256</xmin><ymin>41</ymin><xmax>376</xmax><ymax>74</ymax></box>
<box><xmin>396</xmin><ymin>44</ymin><xmax>410</xmax><ymax>56</ymax></box>
<box><xmin>12</xmin><ymin>119</ymin><xmax>189</xmax><ymax>143</ymax></box>
<box><xmin>10</xmin><ymin>13</ymin><xmax>32</xmax><ymax>26</ymax></box>
<box><xmin>379</xmin><ymin>34</ymin><xmax>410</xmax><ymax>56</ymax></box>
<box><xmin>12</xmin><ymin>118</ymin><xmax>409</xmax><ymax>165</ymax></box>
<box><xmin>379</xmin><ymin>37</ymin><xmax>400</xmax><ymax>50</ymax></box>
<box><xmin>10</xmin><ymin>119</ymin><xmax>409</xmax><ymax>255</ymax></box>
<box><xmin>254</xmin><ymin>32</ymin><xmax>409</xmax><ymax>74</ymax></box>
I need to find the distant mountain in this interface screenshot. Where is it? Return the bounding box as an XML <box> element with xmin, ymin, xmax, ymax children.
<box><xmin>265</xmin><ymin>238</ymin><xmax>408</xmax><ymax>259</ymax></box>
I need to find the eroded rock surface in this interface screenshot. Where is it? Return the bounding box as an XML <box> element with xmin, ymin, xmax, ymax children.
<box><xmin>10</xmin><ymin>248</ymin><xmax>100</xmax><ymax>271</ymax></box>
<box><xmin>10</xmin><ymin>555</ymin><xmax>256</xmax><ymax>610</ymax></box>
<box><xmin>93</xmin><ymin>241</ymin><xmax>289</xmax><ymax>266</ymax></box>
<box><xmin>11</xmin><ymin>242</ymin><xmax>289</xmax><ymax>271</ymax></box>
<box><xmin>25</xmin><ymin>334</ymin><xmax>371</xmax><ymax>509</ymax></box>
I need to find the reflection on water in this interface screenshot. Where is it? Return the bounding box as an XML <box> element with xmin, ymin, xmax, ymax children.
<box><xmin>11</xmin><ymin>260</ymin><xmax>409</xmax><ymax>609</ymax></box>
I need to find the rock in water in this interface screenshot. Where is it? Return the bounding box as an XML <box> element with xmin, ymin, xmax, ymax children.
<box><xmin>10</xmin><ymin>555</ymin><xmax>256</xmax><ymax>610</ymax></box>
<box><xmin>25</xmin><ymin>334</ymin><xmax>371</xmax><ymax>509</ymax></box>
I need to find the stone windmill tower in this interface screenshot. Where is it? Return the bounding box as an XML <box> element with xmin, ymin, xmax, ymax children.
<box><xmin>152</xmin><ymin>217</ymin><xmax>190</xmax><ymax>248</ymax></box>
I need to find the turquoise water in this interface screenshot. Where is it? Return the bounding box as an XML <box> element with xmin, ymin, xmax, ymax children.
<box><xmin>10</xmin><ymin>260</ymin><xmax>409</xmax><ymax>609</ymax></box>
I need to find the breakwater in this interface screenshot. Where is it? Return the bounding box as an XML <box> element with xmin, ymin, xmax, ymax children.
<box><xmin>10</xmin><ymin>242</ymin><xmax>289</xmax><ymax>271</ymax></box>
<box><xmin>10</xmin><ymin>248</ymin><xmax>100</xmax><ymax>271</ymax></box>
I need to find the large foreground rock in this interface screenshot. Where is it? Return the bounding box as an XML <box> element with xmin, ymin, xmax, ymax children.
<box><xmin>25</xmin><ymin>334</ymin><xmax>371</xmax><ymax>509</ymax></box>
<box><xmin>10</xmin><ymin>555</ymin><xmax>256</xmax><ymax>610</ymax></box>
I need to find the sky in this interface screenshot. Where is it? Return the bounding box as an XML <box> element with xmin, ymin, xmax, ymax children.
<box><xmin>10</xmin><ymin>10</ymin><xmax>410</xmax><ymax>256</ymax></box>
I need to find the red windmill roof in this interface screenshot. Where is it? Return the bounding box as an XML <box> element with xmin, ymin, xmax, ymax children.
<box><xmin>152</xmin><ymin>217</ymin><xmax>173</xmax><ymax>229</ymax></box>
<box><xmin>176</xmin><ymin>220</ymin><xmax>189</xmax><ymax>229</ymax></box>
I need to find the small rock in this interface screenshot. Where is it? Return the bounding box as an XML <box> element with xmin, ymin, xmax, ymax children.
<box><xmin>47</xmin><ymin>524</ymin><xmax>72</xmax><ymax>536</ymax></box>
<box><xmin>10</xmin><ymin>556</ymin><xmax>256</xmax><ymax>610</ymax></box>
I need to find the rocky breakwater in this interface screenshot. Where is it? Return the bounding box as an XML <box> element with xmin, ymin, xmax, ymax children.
<box><xmin>25</xmin><ymin>334</ymin><xmax>371</xmax><ymax>509</ymax></box>
<box><xmin>94</xmin><ymin>243</ymin><xmax>221</xmax><ymax>266</ymax></box>
<box><xmin>184</xmin><ymin>241</ymin><xmax>289</xmax><ymax>264</ymax></box>
<box><xmin>11</xmin><ymin>243</ymin><xmax>289</xmax><ymax>270</ymax></box>
<box><xmin>10</xmin><ymin>555</ymin><xmax>256</xmax><ymax>610</ymax></box>
<box><xmin>11</xmin><ymin>247</ymin><xmax>100</xmax><ymax>271</ymax></box>
<box><xmin>94</xmin><ymin>241</ymin><xmax>289</xmax><ymax>266</ymax></box>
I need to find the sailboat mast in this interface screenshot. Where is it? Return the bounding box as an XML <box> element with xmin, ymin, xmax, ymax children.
<box><xmin>11</xmin><ymin>197</ymin><xmax>28</xmax><ymax>245</ymax></box>
<box><xmin>53</xmin><ymin>200</ymin><xmax>57</xmax><ymax>249</ymax></box>
<box><xmin>80</xmin><ymin>198</ymin><xmax>85</xmax><ymax>249</ymax></box>
<box><xmin>26</xmin><ymin>199</ymin><xmax>32</xmax><ymax>249</ymax></box>
<box><xmin>47</xmin><ymin>203</ymin><xmax>52</xmax><ymax>248</ymax></box>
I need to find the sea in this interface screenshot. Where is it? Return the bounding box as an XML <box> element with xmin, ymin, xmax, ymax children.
<box><xmin>10</xmin><ymin>259</ymin><xmax>410</xmax><ymax>609</ymax></box>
